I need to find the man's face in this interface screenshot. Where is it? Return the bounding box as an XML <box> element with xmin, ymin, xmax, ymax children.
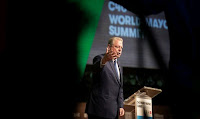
<box><xmin>110</xmin><ymin>40</ymin><xmax>123</xmax><ymax>58</ymax></box>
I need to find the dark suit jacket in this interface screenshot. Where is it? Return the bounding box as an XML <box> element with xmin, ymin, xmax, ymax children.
<box><xmin>85</xmin><ymin>54</ymin><xmax>124</xmax><ymax>118</ymax></box>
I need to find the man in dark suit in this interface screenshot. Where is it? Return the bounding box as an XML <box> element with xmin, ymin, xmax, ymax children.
<box><xmin>85</xmin><ymin>37</ymin><xmax>125</xmax><ymax>119</ymax></box>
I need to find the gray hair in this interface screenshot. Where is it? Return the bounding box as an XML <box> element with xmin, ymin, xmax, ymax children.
<box><xmin>108</xmin><ymin>37</ymin><xmax>123</xmax><ymax>46</ymax></box>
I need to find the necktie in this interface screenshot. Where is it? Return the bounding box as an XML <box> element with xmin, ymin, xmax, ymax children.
<box><xmin>114</xmin><ymin>59</ymin><xmax>120</xmax><ymax>80</ymax></box>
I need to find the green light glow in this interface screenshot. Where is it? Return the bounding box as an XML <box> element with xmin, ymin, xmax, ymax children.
<box><xmin>68</xmin><ymin>0</ymin><xmax>104</xmax><ymax>80</ymax></box>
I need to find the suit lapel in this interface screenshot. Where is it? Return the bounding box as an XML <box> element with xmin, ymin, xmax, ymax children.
<box><xmin>109</xmin><ymin>60</ymin><xmax>121</xmax><ymax>85</ymax></box>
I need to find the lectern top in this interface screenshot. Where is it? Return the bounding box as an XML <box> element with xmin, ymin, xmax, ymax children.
<box><xmin>124</xmin><ymin>86</ymin><xmax>162</xmax><ymax>106</ymax></box>
<box><xmin>139</xmin><ymin>86</ymin><xmax>162</xmax><ymax>98</ymax></box>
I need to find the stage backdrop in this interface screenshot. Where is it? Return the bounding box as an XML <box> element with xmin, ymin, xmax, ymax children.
<box><xmin>87</xmin><ymin>0</ymin><xmax>169</xmax><ymax>69</ymax></box>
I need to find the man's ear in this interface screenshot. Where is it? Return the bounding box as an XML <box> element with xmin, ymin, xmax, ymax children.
<box><xmin>107</xmin><ymin>44</ymin><xmax>111</xmax><ymax>51</ymax></box>
<box><xmin>108</xmin><ymin>44</ymin><xmax>110</xmax><ymax>47</ymax></box>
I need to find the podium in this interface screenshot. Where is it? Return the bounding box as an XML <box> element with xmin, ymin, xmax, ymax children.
<box><xmin>123</xmin><ymin>86</ymin><xmax>162</xmax><ymax>119</ymax></box>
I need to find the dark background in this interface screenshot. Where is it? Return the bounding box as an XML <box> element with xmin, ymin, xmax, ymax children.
<box><xmin>1</xmin><ymin>0</ymin><xmax>200</xmax><ymax>119</ymax></box>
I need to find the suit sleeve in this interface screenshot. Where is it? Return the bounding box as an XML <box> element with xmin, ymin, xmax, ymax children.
<box><xmin>119</xmin><ymin>66</ymin><xmax>124</xmax><ymax>108</ymax></box>
<box><xmin>119</xmin><ymin>85</ymin><xmax>124</xmax><ymax>108</ymax></box>
<box><xmin>92</xmin><ymin>55</ymin><xmax>103</xmax><ymax>73</ymax></box>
